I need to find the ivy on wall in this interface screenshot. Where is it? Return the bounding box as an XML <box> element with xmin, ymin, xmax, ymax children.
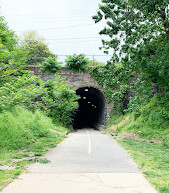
<box><xmin>89</xmin><ymin>62</ymin><xmax>135</xmax><ymax>113</ymax></box>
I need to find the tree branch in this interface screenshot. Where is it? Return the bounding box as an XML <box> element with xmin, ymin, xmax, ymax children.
<box><xmin>0</xmin><ymin>69</ymin><xmax>19</xmax><ymax>78</ymax></box>
<box><xmin>0</xmin><ymin>66</ymin><xmax>8</xmax><ymax>72</ymax></box>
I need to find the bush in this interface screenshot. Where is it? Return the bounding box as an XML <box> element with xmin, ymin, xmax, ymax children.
<box><xmin>41</xmin><ymin>57</ymin><xmax>62</xmax><ymax>74</ymax></box>
<box><xmin>65</xmin><ymin>54</ymin><xmax>89</xmax><ymax>73</ymax></box>
<box><xmin>0</xmin><ymin>107</ymin><xmax>55</xmax><ymax>151</ymax></box>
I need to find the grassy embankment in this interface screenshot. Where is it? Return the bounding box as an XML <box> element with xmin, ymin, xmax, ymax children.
<box><xmin>0</xmin><ymin>107</ymin><xmax>69</xmax><ymax>191</ymax></box>
<box><xmin>106</xmin><ymin>110</ymin><xmax>169</xmax><ymax>193</ymax></box>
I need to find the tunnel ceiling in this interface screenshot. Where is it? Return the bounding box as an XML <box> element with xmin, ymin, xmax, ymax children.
<box><xmin>72</xmin><ymin>87</ymin><xmax>105</xmax><ymax>129</ymax></box>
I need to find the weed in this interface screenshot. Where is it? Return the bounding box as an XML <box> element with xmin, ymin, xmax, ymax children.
<box><xmin>117</xmin><ymin>138</ymin><xmax>169</xmax><ymax>193</ymax></box>
<box><xmin>36</xmin><ymin>158</ymin><xmax>51</xmax><ymax>164</ymax></box>
<box><xmin>0</xmin><ymin>107</ymin><xmax>68</xmax><ymax>191</ymax></box>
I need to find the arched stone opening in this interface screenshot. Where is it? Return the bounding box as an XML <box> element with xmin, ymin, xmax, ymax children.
<box><xmin>72</xmin><ymin>87</ymin><xmax>106</xmax><ymax>129</ymax></box>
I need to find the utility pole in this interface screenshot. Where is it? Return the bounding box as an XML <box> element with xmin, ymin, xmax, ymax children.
<box><xmin>92</xmin><ymin>55</ymin><xmax>95</xmax><ymax>66</ymax></box>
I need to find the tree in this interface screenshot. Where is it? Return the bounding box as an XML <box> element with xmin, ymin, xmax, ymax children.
<box><xmin>0</xmin><ymin>14</ymin><xmax>78</xmax><ymax>126</ymax></box>
<box><xmin>20</xmin><ymin>31</ymin><xmax>54</xmax><ymax>66</ymax></box>
<box><xmin>0</xmin><ymin>16</ymin><xmax>17</xmax><ymax>55</ymax></box>
<box><xmin>0</xmin><ymin>15</ymin><xmax>16</xmax><ymax>65</ymax></box>
<box><xmin>93</xmin><ymin>0</ymin><xmax>169</xmax><ymax>56</ymax></box>
<box><xmin>93</xmin><ymin>0</ymin><xmax>169</xmax><ymax>90</ymax></box>
<box><xmin>0</xmin><ymin>15</ymin><xmax>27</xmax><ymax>79</ymax></box>
<box><xmin>65</xmin><ymin>54</ymin><xmax>89</xmax><ymax>73</ymax></box>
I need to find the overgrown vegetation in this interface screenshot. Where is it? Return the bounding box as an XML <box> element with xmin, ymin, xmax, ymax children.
<box><xmin>91</xmin><ymin>2</ymin><xmax>169</xmax><ymax>191</ymax></box>
<box><xmin>90</xmin><ymin>62</ymin><xmax>169</xmax><ymax>147</ymax></box>
<box><xmin>0</xmin><ymin>107</ymin><xmax>59</xmax><ymax>150</ymax></box>
<box><xmin>0</xmin><ymin>107</ymin><xmax>68</xmax><ymax>190</ymax></box>
<box><xmin>65</xmin><ymin>54</ymin><xmax>89</xmax><ymax>73</ymax></box>
<box><xmin>107</xmin><ymin>108</ymin><xmax>168</xmax><ymax>146</ymax></box>
<box><xmin>90</xmin><ymin>0</ymin><xmax>169</xmax><ymax>148</ymax></box>
<box><xmin>1</xmin><ymin>0</ymin><xmax>169</xmax><ymax>191</ymax></box>
<box><xmin>90</xmin><ymin>63</ymin><xmax>134</xmax><ymax>109</ymax></box>
<box><xmin>0</xmin><ymin>14</ymin><xmax>85</xmax><ymax>190</ymax></box>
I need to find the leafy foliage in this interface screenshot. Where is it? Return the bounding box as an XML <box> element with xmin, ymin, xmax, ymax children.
<box><xmin>91</xmin><ymin>1</ymin><xmax>169</xmax><ymax>150</ymax></box>
<box><xmin>65</xmin><ymin>54</ymin><xmax>89</xmax><ymax>73</ymax></box>
<box><xmin>0</xmin><ymin>107</ymin><xmax>53</xmax><ymax>150</ymax></box>
<box><xmin>0</xmin><ymin>73</ymin><xmax>45</xmax><ymax>111</ymax></box>
<box><xmin>93</xmin><ymin>0</ymin><xmax>169</xmax><ymax>92</ymax></box>
<box><xmin>90</xmin><ymin>63</ymin><xmax>134</xmax><ymax>112</ymax></box>
<box><xmin>0</xmin><ymin>16</ymin><xmax>79</xmax><ymax>126</ymax></box>
<box><xmin>0</xmin><ymin>16</ymin><xmax>17</xmax><ymax>57</ymax></box>
<box><xmin>0</xmin><ymin>73</ymin><xmax>79</xmax><ymax>126</ymax></box>
<box><xmin>0</xmin><ymin>15</ymin><xmax>27</xmax><ymax>79</ymax></box>
<box><xmin>20</xmin><ymin>31</ymin><xmax>54</xmax><ymax>66</ymax></box>
<box><xmin>31</xmin><ymin>77</ymin><xmax>79</xmax><ymax>125</ymax></box>
<box><xmin>41</xmin><ymin>57</ymin><xmax>62</xmax><ymax>74</ymax></box>
<box><xmin>93</xmin><ymin>0</ymin><xmax>169</xmax><ymax>55</ymax></box>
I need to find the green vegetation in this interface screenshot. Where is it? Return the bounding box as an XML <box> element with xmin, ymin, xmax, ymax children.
<box><xmin>92</xmin><ymin>2</ymin><xmax>169</xmax><ymax>192</ymax></box>
<box><xmin>90</xmin><ymin>59</ymin><xmax>169</xmax><ymax>147</ymax></box>
<box><xmin>0</xmin><ymin>106</ymin><xmax>68</xmax><ymax>191</ymax></box>
<box><xmin>107</xmin><ymin>108</ymin><xmax>168</xmax><ymax>147</ymax></box>
<box><xmin>92</xmin><ymin>0</ymin><xmax>169</xmax><ymax>113</ymax></box>
<box><xmin>0</xmin><ymin>14</ymin><xmax>83</xmax><ymax>191</ymax></box>
<box><xmin>90</xmin><ymin>63</ymin><xmax>134</xmax><ymax>108</ymax></box>
<box><xmin>65</xmin><ymin>54</ymin><xmax>89</xmax><ymax>73</ymax></box>
<box><xmin>0</xmin><ymin>107</ymin><xmax>56</xmax><ymax>150</ymax></box>
<box><xmin>90</xmin><ymin>0</ymin><xmax>169</xmax><ymax>146</ymax></box>
<box><xmin>116</xmin><ymin>138</ymin><xmax>169</xmax><ymax>193</ymax></box>
<box><xmin>40</xmin><ymin>57</ymin><xmax>62</xmax><ymax>74</ymax></box>
<box><xmin>1</xmin><ymin>0</ymin><xmax>169</xmax><ymax>191</ymax></box>
<box><xmin>20</xmin><ymin>31</ymin><xmax>54</xmax><ymax>66</ymax></box>
<box><xmin>107</xmin><ymin>112</ymin><xmax>169</xmax><ymax>193</ymax></box>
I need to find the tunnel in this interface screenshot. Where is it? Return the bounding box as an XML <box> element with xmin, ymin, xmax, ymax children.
<box><xmin>72</xmin><ymin>87</ymin><xmax>106</xmax><ymax>129</ymax></box>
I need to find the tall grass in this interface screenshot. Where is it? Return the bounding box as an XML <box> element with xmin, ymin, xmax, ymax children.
<box><xmin>0</xmin><ymin>107</ymin><xmax>56</xmax><ymax>151</ymax></box>
<box><xmin>107</xmin><ymin>107</ymin><xmax>169</xmax><ymax>147</ymax></box>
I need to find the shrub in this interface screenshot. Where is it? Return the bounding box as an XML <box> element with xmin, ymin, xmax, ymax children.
<box><xmin>0</xmin><ymin>107</ymin><xmax>54</xmax><ymax>151</ymax></box>
<box><xmin>65</xmin><ymin>54</ymin><xmax>89</xmax><ymax>73</ymax></box>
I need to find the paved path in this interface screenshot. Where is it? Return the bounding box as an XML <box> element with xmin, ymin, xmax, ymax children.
<box><xmin>2</xmin><ymin>129</ymin><xmax>158</xmax><ymax>193</ymax></box>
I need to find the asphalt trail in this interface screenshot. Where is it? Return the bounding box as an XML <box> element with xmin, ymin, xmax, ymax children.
<box><xmin>2</xmin><ymin>129</ymin><xmax>158</xmax><ymax>193</ymax></box>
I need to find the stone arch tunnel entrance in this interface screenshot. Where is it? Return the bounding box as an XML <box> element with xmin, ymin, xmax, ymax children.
<box><xmin>72</xmin><ymin>87</ymin><xmax>106</xmax><ymax>129</ymax></box>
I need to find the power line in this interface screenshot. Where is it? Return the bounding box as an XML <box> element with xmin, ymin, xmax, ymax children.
<box><xmin>7</xmin><ymin>18</ymin><xmax>91</xmax><ymax>23</ymax></box>
<box><xmin>46</xmin><ymin>37</ymin><xmax>101</xmax><ymax>41</ymax></box>
<box><xmin>5</xmin><ymin>14</ymin><xmax>89</xmax><ymax>18</ymax></box>
<box><xmin>6</xmin><ymin>16</ymin><xmax>90</xmax><ymax>21</ymax></box>
<box><xmin>17</xmin><ymin>23</ymin><xmax>98</xmax><ymax>32</ymax></box>
<box><xmin>48</xmin><ymin>40</ymin><xmax>101</xmax><ymax>44</ymax></box>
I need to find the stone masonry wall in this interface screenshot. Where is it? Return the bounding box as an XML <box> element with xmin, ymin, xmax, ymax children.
<box><xmin>27</xmin><ymin>66</ymin><xmax>113</xmax><ymax>127</ymax></box>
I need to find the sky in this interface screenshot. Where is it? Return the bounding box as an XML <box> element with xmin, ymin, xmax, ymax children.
<box><xmin>0</xmin><ymin>0</ymin><xmax>111</xmax><ymax>63</ymax></box>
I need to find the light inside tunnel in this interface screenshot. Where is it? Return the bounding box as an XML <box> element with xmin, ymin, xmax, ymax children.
<box><xmin>72</xmin><ymin>87</ymin><xmax>105</xmax><ymax>129</ymax></box>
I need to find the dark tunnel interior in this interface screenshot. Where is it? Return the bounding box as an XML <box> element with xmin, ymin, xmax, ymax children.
<box><xmin>72</xmin><ymin>87</ymin><xmax>105</xmax><ymax>129</ymax></box>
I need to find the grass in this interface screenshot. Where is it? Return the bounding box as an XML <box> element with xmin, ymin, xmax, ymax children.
<box><xmin>0</xmin><ymin>133</ymin><xmax>67</xmax><ymax>191</ymax></box>
<box><xmin>107</xmin><ymin>108</ymin><xmax>169</xmax><ymax>193</ymax></box>
<box><xmin>36</xmin><ymin>158</ymin><xmax>51</xmax><ymax>164</ymax></box>
<box><xmin>0</xmin><ymin>107</ymin><xmax>69</xmax><ymax>191</ymax></box>
<box><xmin>0</xmin><ymin>169</ymin><xmax>23</xmax><ymax>190</ymax></box>
<box><xmin>116</xmin><ymin>138</ymin><xmax>169</xmax><ymax>193</ymax></box>
<box><xmin>107</xmin><ymin>108</ymin><xmax>169</xmax><ymax>147</ymax></box>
